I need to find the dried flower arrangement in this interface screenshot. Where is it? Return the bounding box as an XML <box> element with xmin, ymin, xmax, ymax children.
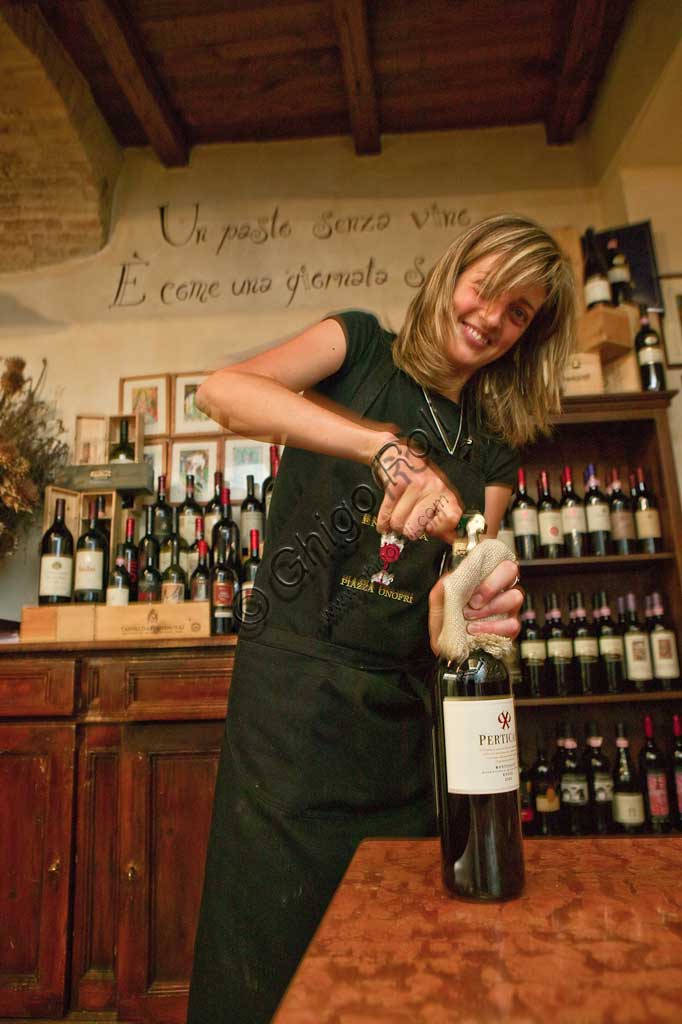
<box><xmin>0</xmin><ymin>357</ymin><xmax>68</xmax><ymax>558</ymax></box>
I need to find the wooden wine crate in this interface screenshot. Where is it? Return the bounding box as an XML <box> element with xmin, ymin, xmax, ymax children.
<box><xmin>561</xmin><ymin>352</ymin><xmax>604</xmax><ymax>396</ymax></box>
<box><xmin>74</xmin><ymin>413</ymin><xmax>144</xmax><ymax>466</ymax></box>
<box><xmin>56</xmin><ymin>461</ymin><xmax>154</xmax><ymax>494</ymax></box>
<box><xmin>20</xmin><ymin>604</ymin><xmax>96</xmax><ymax>643</ymax></box>
<box><xmin>603</xmin><ymin>351</ymin><xmax>641</xmax><ymax>394</ymax></box>
<box><xmin>576</xmin><ymin>306</ymin><xmax>633</xmax><ymax>363</ymax></box>
<box><xmin>94</xmin><ymin>601</ymin><xmax>211</xmax><ymax>641</ymax></box>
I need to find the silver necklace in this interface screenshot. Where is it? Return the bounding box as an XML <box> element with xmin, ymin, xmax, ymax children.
<box><xmin>420</xmin><ymin>386</ymin><xmax>464</xmax><ymax>456</ymax></box>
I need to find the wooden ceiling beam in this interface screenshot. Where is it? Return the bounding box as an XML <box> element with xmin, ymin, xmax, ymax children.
<box><xmin>546</xmin><ymin>0</ymin><xmax>609</xmax><ymax>144</ymax></box>
<box><xmin>331</xmin><ymin>0</ymin><xmax>380</xmax><ymax>155</ymax></box>
<box><xmin>74</xmin><ymin>0</ymin><xmax>188</xmax><ymax>166</ymax></box>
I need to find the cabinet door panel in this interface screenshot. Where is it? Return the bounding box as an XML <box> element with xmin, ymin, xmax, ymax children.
<box><xmin>0</xmin><ymin>658</ymin><xmax>75</xmax><ymax>716</ymax></box>
<box><xmin>0</xmin><ymin>724</ymin><xmax>75</xmax><ymax>1018</ymax></box>
<box><xmin>117</xmin><ymin>722</ymin><xmax>223</xmax><ymax>1024</ymax></box>
<box><xmin>86</xmin><ymin>654</ymin><xmax>232</xmax><ymax>720</ymax></box>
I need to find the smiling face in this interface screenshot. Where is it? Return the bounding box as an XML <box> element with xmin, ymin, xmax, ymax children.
<box><xmin>447</xmin><ymin>253</ymin><xmax>546</xmax><ymax>378</ymax></box>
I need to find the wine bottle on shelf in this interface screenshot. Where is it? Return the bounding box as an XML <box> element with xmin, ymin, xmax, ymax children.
<box><xmin>161</xmin><ymin>535</ymin><xmax>187</xmax><ymax>603</ymax></box>
<box><xmin>187</xmin><ymin>515</ymin><xmax>211</xmax><ymax>578</ymax></box>
<box><xmin>552</xmin><ymin>722</ymin><xmax>569</xmax><ymax>779</ymax></box>
<box><xmin>510</xmin><ymin>467</ymin><xmax>539</xmax><ymax>561</ymax></box>
<box><xmin>671</xmin><ymin>715</ymin><xmax>682</xmax><ymax>831</ymax></box>
<box><xmin>160</xmin><ymin>507</ymin><xmax>183</xmax><ymax>576</ymax></box>
<box><xmin>190</xmin><ymin>540</ymin><xmax>211</xmax><ymax>602</ymax></box>
<box><xmin>608</xmin><ymin>467</ymin><xmax>636</xmax><ymax>555</ymax></box>
<box><xmin>623</xmin><ymin>592</ymin><xmax>655</xmax><ymax>693</ymax></box>
<box><xmin>605</xmin><ymin>236</ymin><xmax>633</xmax><ymax>305</ymax></box>
<box><xmin>559</xmin><ymin>465</ymin><xmax>587</xmax><ymax>558</ymax></box>
<box><xmin>121</xmin><ymin>516</ymin><xmax>138</xmax><ymax>601</ymax></box>
<box><xmin>537</xmin><ymin>470</ymin><xmax>563</xmax><ymax>558</ymax></box>
<box><xmin>38</xmin><ymin>498</ymin><xmax>74</xmax><ymax>605</ymax></box>
<box><xmin>648</xmin><ymin>592</ymin><xmax>681</xmax><ymax>690</ymax></box>
<box><xmin>496</xmin><ymin>511</ymin><xmax>516</xmax><ymax>555</ymax></box>
<box><xmin>262</xmin><ymin>444</ymin><xmax>281</xmax><ymax>529</ymax></box>
<box><xmin>151</xmin><ymin>474</ymin><xmax>173</xmax><ymax>544</ymax></box>
<box><xmin>106</xmin><ymin>545</ymin><xmax>131</xmax><ymax>606</ymax></box>
<box><xmin>612</xmin><ymin>723</ymin><xmax>646</xmax><ymax>834</ymax></box>
<box><xmin>178</xmin><ymin>474</ymin><xmax>202</xmax><ymax>549</ymax></box>
<box><xmin>531</xmin><ymin>741</ymin><xmax>560</xmax><ymax>836</ymax></box>
<box><xmin>583</xmin><ymin>464</ymin><xmax>612</xmax><ymax>556</ymax></box>
<box><xmin>138</xmin><ymin>505</ymin><xmax>159</xmax><ymax>575</ymax></box>
<box><xmin>569</xmin><ymin>591</ymin><xmax>602</xmax><ymax>695</ymax></box>
<box><xmin>640</xmin><ymin>715</ymin><xmax>671</xmax><ymax>833</ymax></box>
<box><xmin>240</xmin><ymin>475</ymin><xmax>264</xmax><ymax>560</ymax></box>
<box><xmin>518</xmin><ymin>592</ymin><xmax>547</xmax><ymax>699</ymax></box>
<box><xmin>94</xmin><ymin>494</ymin><xmax>111</xmax><ymax>553</ymax></box>
<box><xmin>558</xmin><ymin>726</ymin><xmax>590</xmax><ymax>836</ymax></box>
<box><xmin>633</xmin><ymin>467</ymin><xmax>662</xmax><ymax>554</ymax></box>
<box><xmin>211</xmin><ymin>531</ymin><xmax>239</xmax><ymax>634</ymax></box>
<box><xmin>430</xmin><ymin>514</ymin><xmax>524</xmax><ymax>901</ymax></box>
<box><xmin>74</xmin><ymin>500</ymin><xmax>108</xmax><ymax>603</ymax></box>
<box><xmin>137</xmin><ymin>546</ymin><xmax>162</xmax><ymax>602</ymax></box>
<box><xmin>582</xmin><ymin>227</ymin><xmax>612</xmax><ymax>309</ymax></box>
<box><xmin>543</xmin><ymin>594</ymin><xmax>577</xmax><ymax>697</ymax></box>
<box><xmin>109</xmin><ymin>418</ymin><xmax>135</xmax><ymax>462</ymax></box>
<box><xmin>592</xmin><ymin>590</ymin><xmax>625</xmax><ymax>694</ymax></box>
<box><xmin>519</xmin><ymin>755</ymin><xmax>535</xmax><ymax>836</ymax></box>
<box><xmin>212</xmin><ymin>486</ymin><xmax>241</xmax><ymax>577</ymax></box>
<box><xmin>635</xmin><ymin>309</ymin><xmax>667</xmax><ymax>391</ymax></box>
<box><xmin>583</xmin><ymin>722</ymin><xmax>613</xmax><ymax>835</ymax></box>
<box><xmin>203</xmin><ymin>471</ymin><xmax>224</xmax><ymax>541</ymax></box>
<box><xmin>240</xmin><ymin>528</ymin><xmax>261</xmax><ymax>619</ymax></box>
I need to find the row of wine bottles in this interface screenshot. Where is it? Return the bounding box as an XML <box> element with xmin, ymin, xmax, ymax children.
<box><xmin>520</xmin><ymin>715</ymin><xmax>682</xmax><ymax>836</ymax></box>
<box><xmin>515</xmin><ymin>589</ymin><xmax>680</xmax><ymax>697</ymax></box>
<box><xmin>502</xmin><ymin>464</ymin><xmax>662</xmax><ymax>559</ymax></box>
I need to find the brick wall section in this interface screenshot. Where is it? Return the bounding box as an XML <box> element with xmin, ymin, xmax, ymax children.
<box><xmin>0</xmin><ymin>7</ymin><xmax>122</xmax><ymax>273</ymax></box>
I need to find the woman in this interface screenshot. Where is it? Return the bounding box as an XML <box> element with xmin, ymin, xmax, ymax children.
<box><xmin>188</xmin><ymin>214</ymin><xmax>576</xmax><ymax>1023</ymax></box>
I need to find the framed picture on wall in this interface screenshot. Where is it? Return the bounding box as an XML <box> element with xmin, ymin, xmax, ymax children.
<box><xmin>659</xmin><ymin>275</ymin><xmax>682</xmax><ymax>367</ymax></box>
<box><xmin>169</xmin><ymin>436</ymin><xmax>220</xmax><ymax>503</ymax></box>
<box><xmin>593</xmin><ymin>221</ymin><xmax>663</xmax><ymax>310</ymax></box>
<box><xmin>223</xmin><ymin>437</ymin><xmax>271</xmax><ymax>501</ymax></box>
<box><xmin>171</xmin><ymin>372</ymin><xmax>216</xmax><ymax>435</ymax></box>
<box><xmin>143</xmin><ymin>441</ymin><xmax>168</xmax><ymax>486</ymax></box>
<box><xmin>119</xmin><ymin>374</ymin><xmax>170</xmax><ymax>437</ymax></box>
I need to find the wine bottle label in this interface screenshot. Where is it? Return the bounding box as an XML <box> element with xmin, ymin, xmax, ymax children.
<box><xmin>623</xmin><ymin>632</ymin><xmax>653</xmax><ymax>681</ymax></box>
<box><xmin>635</xmin><ymin>508</ymin><xmax>661</xmax><ymax>540</ymax></box>
<box><xmin>647</xmin><ymin>772</ymin><xmax>670</xmax><ymax>818</ymax></box>
<box><xmin>213</xmin><ymin>580</ymin><xmax>234</xmax><ymax>618</ymax></box>
<box><xmin>560</xmin><ymin>505</ymin><xmax>587</xmax><ymax>534</ymax></box>
<box><xmin>511</xmin><ymin>507</ymin><xmax>538</xmax><ymax>538</ymax></box>
<box><xmin>613</xmin><ymin>792</ymin><xmax>645</xmax><ymax>825</ymax></box>
<box><xmin>241</xmin><ymin>511</ymin><xmax>264</xmax><ymax>542</ymax></box>
<box><xmin>607</xmin><ymin>262</ymin><xmax>631</xmax><ymax>284</ymax></box>
<box><xmin>442</xmin><ymin>696</ymin><xmax>519</xmax><ymax>795</ymax></box>
<box><xmin>584</xmin><ymin>276</ymin><xmax>611</xmax><ymax>306</ymax></box>
<box><xmin>638</xmin><ymin>346</ymin><xmax>663</xmax><ymax>366</ymax></box>
<box><xmin>191</xmin><ymin>577</ymin><xmax>210</xmax><ymax>601</ymax></box>
<box><xmin>74</xmin><ymin>550</ymin><xmax>104</xmax><ymax>591</ymax></box>
<box><xmin>179</xmin><ymin>513</ymin><xmax>197</xmax><ymax>547</ymax></box>
<box><xmin>651</xmin><ymin>630</ymin><xmax>680</xmax><ymax>679</ymax></box>
<box><xmin>538</xmin><ymin>510</ymin><xmax>562</xmax><ymax>547</ymax></box>
<box><xmin>599</xmin><ymin>635</ymin><xmax>624</xmax><ymax>659</ymax></box>
<box><xmin>574</xmin><ymin>637</ymin><xmax>599</xmax><ymax>659</ymax></box>
<box><xmin>586</xmin><ymin>502</ymin><xmax>610</xmax><ymax>532</ymax></box>
<box><xmin>106</xmin><ymin>586</ymin><xmax>129</xmax><ymax>607</ymax></box>
<box><xmin>161</xmin><ymin>581</ymin><xmax>185</xmax><ymax>604</ymax></box>
<box><xmin>204</xmin><ymin>512</ymin><xmax>220</xmax><ymax>539</ymax></box>
<box><xmin>535</xmin><ymin>786</ymin><xmax>560</xmax><ymax>813</ymax></box>
<box><xmin>592</xmin><ymin>772</ymin><xmax>614</xmax><ymax>802</ymax></box>
<box><xmin>520</xmin><ymin>639</ymin><xmax>546</xmax><ymax>662</ymax></box>
<box><xmin>547</xmin><ymin>638</ymin><xmax>573</xmax><ymax>661</ymax></box>
<box><xmin>560</xmin><ymin>773</ymin><xmax>589</xmax><ymax>805</ymax></box>
<box><xmin>610</xmin><ymin>509</ymin><xmax>636</xmax><ymax>541</ymax></box>
<box><xmin>39</xmin><ymin>555</ymin><xmax>73</xmax><ymax>597</ymax></box>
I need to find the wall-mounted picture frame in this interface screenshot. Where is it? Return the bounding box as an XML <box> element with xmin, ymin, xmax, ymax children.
<box><xmin>169</xmin><ymin>436</ymin><xmax>220</xmax><ymax>503</ymax></box>
<box><xmin>119</xmin><ymin>374</ymin><xmax>170</xmax><ymax>437</ymax></box>
<box><xmin>143</xmin><ymin>441</ymin><xmax>168</xmax><ymax>487</ymax></box>
<box><xmin>171</xmin><ymin>372</ymin><xmax>217</xmax><ymax>435</ymax></box>
<box><xmin>223</xmin><ymin>437</ymin><xmax>271</xmax><ymax>502</ymax></box>
<box><xmin>592</xmin><ymin>221</ymin><xmax>663</xmax><ymax>310</ymax></box>
<box><xmin>659</xmin><ymin>275</ymin><xmax>682</xmax><ymax>368</ymax></box>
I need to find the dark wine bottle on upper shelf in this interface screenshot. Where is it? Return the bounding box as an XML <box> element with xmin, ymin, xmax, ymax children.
<box><xmin>671</xmin><ymin>715</ymin><xmax>682</xmax><ymax>831</ymax></box>
<box><xmin>607</xmin><ymin>467</ymin><xmax>636</xmax><ymax>555</ymax></box>
<box><xmin>640</xmin><ymin>715</ymin><xmax>671</xmax><ymax>833</ymax></box>
<box><xmin>160</xmin><ymin>507</ymin><xmax>188</xmax><ymax>577</ymax></box>
<box><xmin>152</xmin><ymin>474</ymin><xmax>173</xmax><ymax>545</ymax></box>
<box><xmin>240</xmin><ymin>475</ymin><xmax>264</xmax><ymax>560</ymax></box>
<box><xmin>605</xmin><ymin>236</ymin><xmax>632</xmax><ymax>305</ymax></box>
<box><xmin>552</xmin><ymin>722</ymin><xmax>569</xmax><ymax>779</ymax></box>
<box><xmin>623</xmin><ymin>592</ymin><xmax>655</xmax><ymax>693</ymax></box>
<box><xmin>558</xmin><ymin>726</ymin><xmax>590</xmax><ymax>836</ymax></box>
<box><xmin>569</xmin><ymin>591</ymin><xmax>602</xmax><ymax>696</ymax></box>
<box><xmin>262</xmin><ymin>444</ymin><xmax>281</xmax><ymax>532</ymax></box>
<box><xmin>633</xmin><ymin>466</ymin><xmax>662</xmax><ymax>553</ymax></box>
<box><xmin>531</xmin><ymin>742</ymin><xmax>560</xmax><ymax>836</ymax></box>
<box><xmin>592</xmin><ymin>590</ymin><xmax>625</xmax><ymax>694</ymax></box>
<box><xmin>138</xmin><ymin>505</ymin><xmax>159</xmax><ymax>575</ymax></box>
<box><xmin>559</xmin><ymin>465</ymin><xmax>587</xmax><ymax>558</ymax></box>
<box><xmin>178</xmin><ymin>474</ymin><xmax>203</xmax><ymax>548</ymax></box>
<box><xmin>121</xmin><ymin>516</ymin><xmax>138</xmax><ymax>601</ymax></box>
<box><xmin>187</xmin><ymin>515</ymin><xmax>211</xmax><ymax>579</ymax></box>
<box><xmin>612</xmin><ymin>723</ymin><xmax>646</xmax><ymax>834</ymax></box>
<box><xmin>543</xmin><ymin>593</ymin><xmax>577</xmax><ymax>697</ymax></box>
<box><xmin>583</xmin><ymin>464</ymin><xmax>612</xmax><ymax>556</ymax></box>
<box><xmin>190</xmin><ymin>540</ymin><xmax>211</xmax><ymax>602</ymax></box>
<box><xmin>635</xmin><ymin>309</ymin><xmax>667</xmax><ymax>391</ymax></box>
<box><xmin>648</xmin><ymin>591</ymin><xmax>681</xmax><ymax>690</ymax></box>
<box><xmin>537</xmin><ymin>470</ymin><xmax>563</xmax><ymax>558</ymax></box>
<box><xmin>583</xmin><ymin>722</ymin><xmax>613</xmax><ymax>835</ymax></box>
<box><xmin>518</xmin><ymin>592</ymin><xmax>546</xmax><ymax>698</ymax></box>
<box><xmin>74</xmin><ymin>500</ymin><xmax>107</xmax><ymax>603</ymax></box>
<box><xmin>510</xmin><ymin>467</ymin><xmax>539</xmax><ymax>561</ymax></box>
<box><xmin>203</xmin><ymin>471</ymin><xmax>224</xmax><ymax>541</ymax></box>
<box><xmin>431</xmin><ymin>515</ymin><xmax>524</xmax><ymax>901</ymax></box>
<box><xmin>109</xmin><ymin>418</ymin><xmax>135</xmax><ymax>462</ymax></box>
<box><xmin>582</xmin><ymin>227</ymin><xmax>612</xmax><ymax>309</ymax></box>
<box><xmin>212</xmin><ymin>486</ymin><xmax>241</xmax><ymax>577</ymax></box>
<box><xmin>106</xmin><ymin>545</ymin><xmax>131</xmax><ymax>606</ymax></box>
<box><xmin>161</xmin><ymin>536</ymin><xmax>187</xmax><ymax>604</ymax></box>
<box><xmin>39</xmin><ymin>498</ymin><xmax>74</xmax><ymax>605</ymax></box>
<box><xmin>137</xmin><ymin>547</ymin><xmax>162</xmax><ymax>602</ymax></box>
<box><xmin>211</xmin><ymin>532</ymin><xmax>239</xmax><ymax>635</ymax></box>
<box><xmin>94</xmin><ymin>494</ymin><xmax>111</xmax><ymax>553</ymax></box>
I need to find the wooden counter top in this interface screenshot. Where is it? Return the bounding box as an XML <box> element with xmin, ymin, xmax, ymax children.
<box><xmin>274</xmin><ymin>837</ymin><xmax>682</xmax><ymax>1023</ymax></box>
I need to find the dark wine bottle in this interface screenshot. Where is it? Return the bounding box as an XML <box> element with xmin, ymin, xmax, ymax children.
<box><xmin>558</xmin><ymin>727</ymin><xmax>590</xmax><ymax>836</ymax></box>
<box><xmin>593</xmin><ymin>590</ymin><xmax>625</xmax><ymax>694</ymax></box>
<box><xmin>633</xmin><ymin>467</ymin><xmax>662</xmax><ymax>554</ymax></box>
<box><xmin>607</xmin><ymin>467</ymin><xmax>636</xmax><ymax>555</ymax></box>
<box><xmin>537</xmin><ymin>470</ymin><xmax>563</xmax><ymax>558</ymax></box>
<box><xmin>671</xmin><ymin>714</ymin><xmax>682</xmax><ymax>831</ymax></box>
<box><xmin>262</xmin><ymin>444</ymin><xmax>281</xmax><ymax>531</ymax></box>
<box><xmin>640</xmin><ymin>714</ymin><xmax>671</xmax><ymax>833</ymax></box>
<box><xmin>569</xmin><ymin>591</ymin><xmax>602</xmax><ymax>695</ymax></box>
<box><xmin>190</xmin><ymin>539</ymin><xmax>211</xmax><ymax>602</ymax></box>
<box><xmin>94</xmin><ymin>494</ymin><xmax>111</xmax><ymax>553</ymax></box>
<box><xmin>648</xmin><ymin>592</ymin><xmax>681</xmax><ymax>690</ymax></box>
<box><xmin>212</xmin><ymin>486</ymin><xmax>241</xmax><ymax>577</ymax></box>
<box><xmin>531</xmin><ymin>742</ymin><xmax>560</xmax><ymax>836</ymax></box>
<box><xmin>240</xmin><ymin>475</ymin><xmax>264</xmax><ymax>560</ymax></box>
<box><xmin>612</xmin><ymin>723</ymin><xmax>645</xmax><ymax>834</ymax></box>
<box><xmin>605</xmin><ymin>236</ymin><xmax>632</xmax><ymax>305</ymax></box>
<box><xmin>583</xmin><ymin>722</ymin><xmax>613</xmax><ymax>834</ymax></box>
<box><xmin>211</xmin><ymin>532</ymin><xmax>239</xmax><ymax>635</ymax></box>
<box><xmin>106</xmin><ymin>544</ymin><xmax>131</xmax><ymax>606</ymax></box>
<box><xmin>178</xmin><ymin>474</ymin><xmax>202</xmax><ymax>548</ymax></box>
<box><xmin>161</xmin><ymin>535</ymin><xmax>187</xmax><ymax>603</ymax></box>
<box><xmin>583</xmin><ymin>464</ymin><xmax>612</xmax><ymax>556</ymax></box>
<box><xmin>518</xmin><ymin>592</ymin><xmax>546</xmax><ymax>698</ymax></box>
<box><xmin>623</xmin><ymin>592</ymin><xmax>654</xmax><ymax>693</ymax></box>
<box><xmin>152</xmin><ymin>474</ymin><xmax>173</xmax><ymax>544</ymax></box>
<box><xmin>160</xmin><ymin>507</ymin><xmax>189</xmax><ymax>580</ymax></box>
<box><xmin>519</xmin><ymin>755</ymin><xmax>535</xmax><ymax>836</ymax></box>
<box><xmin>559</xmin><ymin>465</ymin><xmax>587</xmax><ymax>558</ymax></box>
<box><xmin>510</xmin><ymin>467</ymin><xmax>539</xmax><ymax>561</ymax></box>
<box><xmin>74</xmin><ymin>500</ymin><xmax>108</xmax><ymax>603</ymax></box>
<box><xmin>635</xmin><ymin>309</ymin><xmax>666</xmax><ymax>391</ymax></box>
<box><xmin>138</xmin><ymin>505</ymin><xmax>159</xmax><ymax>575</ymax></box>
<box><xmin>38</xmin><ymin>498</ymin><xmax>74</xmax><ymax>605</ymax></box>
<box><xmin>110</xmin><ymin>418</ymin><xmax>135</xmax><ymax>462</ymax></box>
<box><xmin>582</xmin><ymin>227</ymin><xmax>612</xmax><ymax>309</ymax></box>
<box><xmin>121</xmin><ymin>516</ymin><xmax>138</xmax><ymax>601</ymax></box>
<box><xmin>137</xmin><ymin>546</ymin><xmax>162</xmax><ymax>602</ymax></box>
<box><xmin>239</xmin><ymin>528</ymin><xmax>262</xmax><ymax>621</ymax></box>
<box><xmin>187</xmin><ymin>515</ymin><xmax>210</xmax><ymax>579</ymax></box>
<box><xmin>431</xmin><ymin>514</ymin><xmax>524</xmax><ymax>901</ymax></box>
<box><xmin>543</xmin><ymin>593</ymin><xmax>577</xmax><ymax>697</ymax></box>
<box><xmin>203</xmin><ymin>471</ymin><xmax>224</xmax><ymax>542</ymax></box>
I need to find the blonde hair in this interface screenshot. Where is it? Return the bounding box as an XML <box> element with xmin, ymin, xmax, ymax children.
<box><xmin>393</xmin><ymin>214</ymin><xmax>577</xmax><ymax>448</ymax></box>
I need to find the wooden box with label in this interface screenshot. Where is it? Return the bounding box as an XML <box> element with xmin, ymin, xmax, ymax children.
<box><xmin>20</xmin><ymin>604</ymin><xmax>96</xmax><ymax>642</ymax></box>
<box><xmin>576</xmin><ymin>306</ymin><xmax>633</xmax><ymax>363</ymax></box>
<box><xmin>561</xmin><ymin>352</ymin><xmax>604</xmax><ymax>396</ymax></box>
<box><xmin>94</xmin><ymin>601</ymin><xmax>211</xmax><ymax>641</ymax></box>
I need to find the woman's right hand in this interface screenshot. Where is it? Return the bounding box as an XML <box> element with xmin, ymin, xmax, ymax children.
<box><xmin>371</xmin><ymin>436</ymin><xmax>464</xmax><ymax>543</ymax></box>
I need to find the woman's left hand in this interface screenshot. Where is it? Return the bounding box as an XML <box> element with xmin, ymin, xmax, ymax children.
<box><xmin>428</xmin><ymin>559</ymin><xmax>523</xmax><ymax>656</ymax></box>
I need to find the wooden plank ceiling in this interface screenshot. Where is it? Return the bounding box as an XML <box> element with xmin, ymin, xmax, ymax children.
<box><xmin>22</xmin><ymin>0</ymin><xmax>633</xmax><ymax>165</ymax></box>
